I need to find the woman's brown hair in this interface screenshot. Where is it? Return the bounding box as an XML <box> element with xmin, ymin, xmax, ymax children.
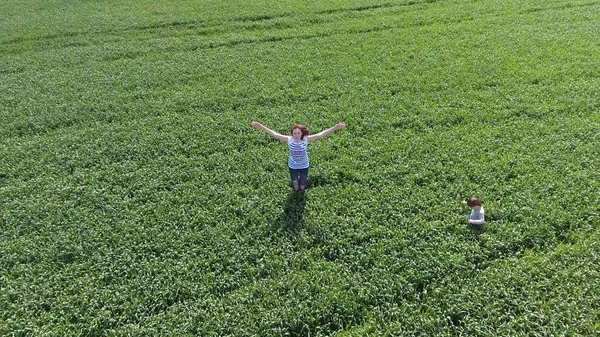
<box><xmin>291</xmin><ymin>124</ymin><xmax>310</xmax><ymax>139</ymax></box>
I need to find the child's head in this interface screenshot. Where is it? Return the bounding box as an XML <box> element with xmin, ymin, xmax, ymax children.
<box><xmin>465</xmin><ymin>197</ymin><xmax>482</xmax><ymax>207</ymax></box>
<box><xmin>291</xmin><ymin>124</ymin><xmax>310</xmax><ymax>140</ymax></box>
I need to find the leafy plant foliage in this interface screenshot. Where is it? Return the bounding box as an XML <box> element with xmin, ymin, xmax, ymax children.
<box><xmin>1</xmin><ymin>0</ymin><xmax>599</xmax><ymax>335</ymax></box>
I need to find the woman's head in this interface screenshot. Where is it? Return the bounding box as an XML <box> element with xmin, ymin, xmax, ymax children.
<box><xmin>291</xmin><ymin>124</ymin><xmax>310</xmax><ymax>140</ymax></box>
<box><xmin>466</xmin><ymin>197</ymin><xmax>482</xmax><ymax>207</ymax></box>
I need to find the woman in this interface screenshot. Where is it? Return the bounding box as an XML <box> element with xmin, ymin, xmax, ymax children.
<box><xmin>251</xmin><ymin>121</ymin><xmax>346</xmax><ymax>191</ymax></box>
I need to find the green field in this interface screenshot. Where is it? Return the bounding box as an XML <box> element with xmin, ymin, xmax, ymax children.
<box><xmin>2</xmin><ymin>0</ymin><xmax>600</xmax><ymax>335</ymax></box>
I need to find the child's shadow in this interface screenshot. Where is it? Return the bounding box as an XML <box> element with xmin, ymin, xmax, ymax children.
<box><xmin>469</xmin><ymin>224</ymin><xmax>486</xmax><ymax>235</ymax></box>
<box><xmin>272</xmin><ymin>191</ymin><xmax>307</xmax><ymax>234</ymax></box>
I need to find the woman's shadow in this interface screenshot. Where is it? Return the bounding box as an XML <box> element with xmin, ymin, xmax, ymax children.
<box><xmin>270</xmin><ymin>174</ymin><xmax>334</xmax><ymax>234</ymax></box>
<box><xmin>273</xmin><ymin>191</ymin><xmax>307</xmax><ymax>234</ymax></box>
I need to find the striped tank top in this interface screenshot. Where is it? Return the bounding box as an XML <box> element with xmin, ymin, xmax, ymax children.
<box><xmin>288</xmin><ymin>137</ymin><xmax>309</xmax><ymax>169</ymax></box>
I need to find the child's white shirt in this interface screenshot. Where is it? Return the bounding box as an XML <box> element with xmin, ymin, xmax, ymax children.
<box><xmin>469</xmin><ymin>206</ymin><xmax>485</xmax><ymax>225</ymax></box>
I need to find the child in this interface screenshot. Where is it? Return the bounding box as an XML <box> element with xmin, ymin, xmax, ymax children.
<box><xmin>251</xmin><ymin>121</ymin><xmax>346</xmax><ymax>191</ymax></box>
<box><xmin>462</xmin><ymin>197</ymin><xmax>485</xmax><ymax>228</ymax></box>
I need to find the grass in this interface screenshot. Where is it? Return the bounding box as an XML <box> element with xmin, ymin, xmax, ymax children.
<box><xmin>1</xmin><ymin>0</ymin><xmax>600</xmax><ymax>335</ymax></box>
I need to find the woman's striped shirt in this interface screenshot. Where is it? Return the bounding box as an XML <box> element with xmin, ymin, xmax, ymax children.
<box><xmin>287</xmin><ymin>137</ymin><xmax>309</xmax><ymax>169</ymax></box>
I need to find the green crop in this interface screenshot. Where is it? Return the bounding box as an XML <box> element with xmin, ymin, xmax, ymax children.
<box><xmin>1</xmin><ymin>0</ymin><xmax>599</xmax><ymax>335</ymax></box>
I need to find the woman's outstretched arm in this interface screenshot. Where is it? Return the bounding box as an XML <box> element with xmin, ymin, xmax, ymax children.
<box><xmin>251</xmin><ymin>122</ymin><xmax>288</xmax><ymax>141</ymax></box>
<box><xmin>306</xmin><ymin>122</ymin><xmax>345</xmax><ymax>142</ymax></box>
